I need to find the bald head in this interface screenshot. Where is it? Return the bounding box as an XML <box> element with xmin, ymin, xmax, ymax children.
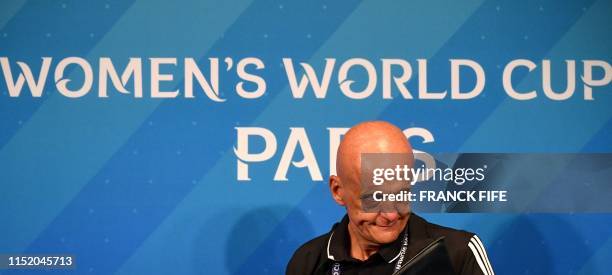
<box><xmin>336</xmin><ymin>121</ymin><xmax>413</xmax><ymax>183</ymax></box>
<box><xmin>329</xmin><ymin>121</ymin><xmax>414</xmax><ymax>249</ymax></box>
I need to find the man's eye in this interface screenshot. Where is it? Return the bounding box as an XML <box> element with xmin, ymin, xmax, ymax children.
<box><xmin>360</xmin><ymin>193</ymin><xmax>373</xmax><ymax>200</ymax></box>
<box><xmin>361</xmin><ymin>196</ymin><xmax>380</xmax><ymax>208</ymax></box>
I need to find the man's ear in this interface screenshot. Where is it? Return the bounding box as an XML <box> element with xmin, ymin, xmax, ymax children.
<box><xmin>329</xmin><ymin>175</ymin><xmax>346</xmax><ymax>206</ymax></box>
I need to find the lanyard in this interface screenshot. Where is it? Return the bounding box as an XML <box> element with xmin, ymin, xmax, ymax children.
<box><xmin>330</xmin><ymin>229</ymin><xmax>409</xmax><ymax>275</ymax></box>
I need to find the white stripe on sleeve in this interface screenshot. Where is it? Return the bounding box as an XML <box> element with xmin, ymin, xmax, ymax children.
<box><xmin>468</xmin><ymin>241</ymin><xmax>490</xmax><ymax>275</ymax></box>
<box><xmin>472</xmin><ymin>235</ymin><xmax>494</xmax><ymax>275</ymax></box>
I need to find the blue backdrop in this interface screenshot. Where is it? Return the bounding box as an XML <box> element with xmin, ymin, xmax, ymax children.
<box><xmin>1</xmin><ymin>0</ymin><xmax>611</xmax><ymax>274</ymax></box>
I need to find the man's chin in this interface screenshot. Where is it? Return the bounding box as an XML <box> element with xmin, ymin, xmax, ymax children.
<box><xmin>369</xmin><ymin>226</ymin><xmax>402</xmax><ymax>244</ymax></box>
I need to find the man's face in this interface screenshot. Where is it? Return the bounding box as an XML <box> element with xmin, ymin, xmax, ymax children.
<box><xmin>342</xmin><ymin>171</ymin><xmax>410</xmax><ymax>245</ymax></box>
<box><xmin>331</xmin><ymin>122</ymin><xmax>415</xmax><ymax>246</ymax></box>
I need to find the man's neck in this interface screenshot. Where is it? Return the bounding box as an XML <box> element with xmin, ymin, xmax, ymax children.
<box><xmin>347</xmin><ymin>222</ymin><xmax>380</xmax><ymax>261</ymax></box>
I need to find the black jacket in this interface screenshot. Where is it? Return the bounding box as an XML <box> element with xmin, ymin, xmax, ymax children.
<box><xmin>286</xmin><ymin>213</ymin><xmax>494</xmax><ymax>275</ymax></box>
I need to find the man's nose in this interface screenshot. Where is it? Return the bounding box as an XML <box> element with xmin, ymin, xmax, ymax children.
<box><xmin>379</xmin><ymin>211</ymin><xmax>400</xmax><ymax>223</ymax></box>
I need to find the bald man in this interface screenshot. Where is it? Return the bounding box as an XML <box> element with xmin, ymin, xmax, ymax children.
<box><xmin>286</xmin><ymin>121</ymin><xmax>494</xmax><ymax>275</ymax></box>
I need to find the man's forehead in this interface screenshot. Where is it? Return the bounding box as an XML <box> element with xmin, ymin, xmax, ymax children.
<box><xmin>342</xmin><ymin>153</ymin><xmax>414</xmax><ymax>188</ymax></box>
